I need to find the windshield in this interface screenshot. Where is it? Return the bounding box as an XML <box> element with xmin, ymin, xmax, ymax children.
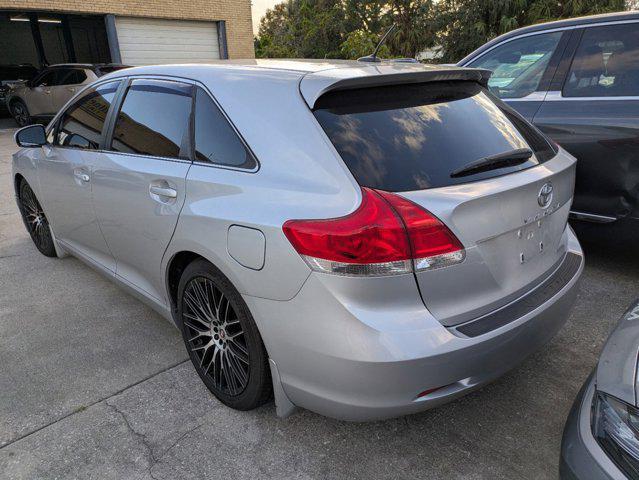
<box><xmin>313</xmin><ymin>81</ymin><xmax>556</xmax><ymax>192</ymax></box>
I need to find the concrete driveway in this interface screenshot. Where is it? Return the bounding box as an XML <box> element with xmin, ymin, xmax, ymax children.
<box><xmin>1</xmin><ymin>124</ymin><xmax>637</xmax><ymax>480</ymax></box>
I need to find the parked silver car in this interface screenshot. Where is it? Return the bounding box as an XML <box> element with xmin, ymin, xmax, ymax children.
<box><xmin>561</xmin><ymin>299</ymin><xmax>639</xmax><ymax>479</ymax></box>
<box><xmin>6</xmin><ymin>63</ymin><xmax>128</xmax><ymax>127</ymax></box>
<box><xmin>12</xmin><ymin>60</ymin><xmax>584</xmax><ymax>420</ymax></box>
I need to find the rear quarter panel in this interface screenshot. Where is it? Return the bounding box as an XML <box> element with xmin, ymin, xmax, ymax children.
<box><xmin>164</xmin><ymin>68</ymin><xmax>363</xmax><ymax>301</ymax></box>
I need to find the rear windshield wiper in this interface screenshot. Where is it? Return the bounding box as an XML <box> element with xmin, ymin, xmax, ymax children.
<box><xmin>450</xmin><ymin>148</ymin><xmax>533</xmax><ymax>178</ymax></box>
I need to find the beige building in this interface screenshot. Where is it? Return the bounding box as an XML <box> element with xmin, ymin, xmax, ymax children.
<box><xmin>0</xmin><ymin>0</ymin><xmax>254</xmax><ymax>68</ymax></box>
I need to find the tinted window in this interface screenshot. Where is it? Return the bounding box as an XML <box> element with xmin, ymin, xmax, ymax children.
<box><xmin>194</xmin><ymin>88</ymin><xmax>255</xmax><ymax>168</ymax></box>
<box><xmin>55</xmin><ymin>69</ymin><xmax>87</xmax><ymax>86</ymax></box>
<box><xmin>34</xmin><ymin>70</ymin><xmax>55</xmax><ymax>87</ymax></box>
<box><xmin>49</xmin><ymin>69</ymin><xmax>71</xmax><ymax>86</ymax></box>
<box><xmin>313</xmin><ymin>81</ymin><xmax>556</xmax><ymax>192</ymax></box>
<box><xmin>111</xmin><ymin>80</ymin><xmax>192</xmax><ymax>158</ymax></box>
<box><xmin>469</xmin><ymin>32</ymin><xmax>562</xmax><ymax>98</ymax></box>
<box><xmin>564</xmin><ymin>24</ymin><xmax>639</xmax><ymax>97</ymax></box>
<box><xmin>56</xmin><ymin>81</ymin><xmax>120</xmax><ymax>150</ymax></box>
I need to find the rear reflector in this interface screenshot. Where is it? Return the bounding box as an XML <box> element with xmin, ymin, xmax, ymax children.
<box><xmin>283</xmin><ymin>188</ymin><xmax>465</xmax><ymax>276</ymax></box>
<box><xmin>416</xmin><ymin>386</ymin><xmax>444</xmax><ymax>399</ymax></box>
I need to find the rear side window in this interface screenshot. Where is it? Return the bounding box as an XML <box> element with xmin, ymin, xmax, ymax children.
<box><xmin>111</xmin><ymin>79</ymin><xmax>192</xmax><ymax>159</ymax></box>
<box><xmin>468</xmin><ymin>32</ymin><xmax>562</xmax><ymax>99</ymax></box>
<box><xmin>564</xmin><ymin>24</ymin><xmax>639</xmax><ymax>97</ymax></box>
<box><xmin>193</xmin><ymin>87</ymin><xmax>255</xmax><ymax>169</ymax></box>
<box><xmin>313</xmin><ymin>81</ymin><xmax>556</xmax><ymax>192</ymax></box>
<box><xmin>56</xmin><ymin>81</ymin><xmax>120</xmax><ymax>150</ymax></box>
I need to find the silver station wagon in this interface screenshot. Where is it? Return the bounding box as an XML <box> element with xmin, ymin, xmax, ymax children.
<box><xmin>12</xmin><ymin>60</ymin><xmax>584</xmax><ymax>421</ymax></box>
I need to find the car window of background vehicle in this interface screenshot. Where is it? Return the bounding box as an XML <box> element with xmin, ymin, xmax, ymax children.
<box><xmin>56</xmin><ymin>80</ymin><xmax>121</xmax><ymax>150</ymax></box>
<box><xmin>193</xmin><ymin>87</ymin><xmax>255</xmax><ymax>169</ymax></box>
<box><xmin>468</xmin><ymin>32</ymin><xmax>562</xmax><ymax>99</ymax></box>
<box><xmin>110</xmin><ymin>79</ymin><xmax>192</xmax><ymax>159</ymax></box>
<box><xmin>563</xmin><ymin>23</ymin><xmax>639</xmax><ymax>97</ymax></box>
<box><xmin>55</xmin><ymin>69</ymin><xmax>87</xmax><ymax>86</ymax></box>
<box><xmin>34</xmin><ymin>70</ymin><xmax>56</xmax><ymax>87</ymax></box>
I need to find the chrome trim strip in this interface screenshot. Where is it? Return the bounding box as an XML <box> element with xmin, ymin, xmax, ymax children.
<box><xmin>507</xmin><ymin>91</ymin><xmax>548</xmax><ymax>102</ymax></box>
<box><xmin>570</xmin><ymin>210</ymin><xmax>617</xmax><ymax>223</ymax></box>
<box><xmin>545</xmin><ymin>91</ymin><xmax>639</xmax><ymax>102</ymax></box>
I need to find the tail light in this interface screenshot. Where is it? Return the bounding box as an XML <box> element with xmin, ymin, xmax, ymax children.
<box><xmin>282</xmin><ymin>188</ymin><xmax>465</xmax><ymax>276</ymax></box>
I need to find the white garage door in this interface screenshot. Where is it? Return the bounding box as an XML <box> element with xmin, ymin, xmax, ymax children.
<box><xmin>115</xmin><ymin>17</ymin><xmax>220</xmax><ymax>65</ymax></box>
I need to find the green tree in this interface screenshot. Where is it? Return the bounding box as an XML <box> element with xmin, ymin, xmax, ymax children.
<box><xmin>256</xmin><ymin>0</ymin><xmax>439</xmax><ymax>59</ymax></box>
<box><xmin>386</xmin><ymin>0</ymin><xmax>437</xmax><ymax>58</ymax></box>
<box><xmin>339</xmin><ymin>29</ymin><xmax>390</xmax><ymax>58</ymax></box>
<box><xmin>256</xmin><ymin>0</ymin><xmax>348</xmax><ymax>58</ymax></box>
<box><xmin>255</xmin><ymin>0</ymin><xmax>632</xmax><ymax>61</ymax></box>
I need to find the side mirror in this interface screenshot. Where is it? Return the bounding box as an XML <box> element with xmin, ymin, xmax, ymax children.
<box><xmin>15</xmin><ymin>124</ymin><xmax>47</xmax><ymax>148</ymax></box>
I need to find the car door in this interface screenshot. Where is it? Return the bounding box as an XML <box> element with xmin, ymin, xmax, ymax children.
<box><xmin>533</xmin><ymin>22</ymin><xmax>639</xmax><ymax>222</ymax></box>
<box><xmin>89</xmin><ymin>78</ymin><xmax>193</xmax><ymax>303</ymax></box>
<box><xmin>50</xmin><ymin>68</ymin><xmax>93</xmax><ymax>113</ymax></box>
<box><xmin>36</xmin><ymin>80</ymin><xmax>122</xmax><ymax>271</ymax></box>
<box><xmin>465</xmin><ymin>30</ymin><xmax>569</xmax><ymax>121</ymax></box>
<box><xmin>24</xmin><ymin>70</ymin><xmax>56</xmax><ymax>116</ymax></box>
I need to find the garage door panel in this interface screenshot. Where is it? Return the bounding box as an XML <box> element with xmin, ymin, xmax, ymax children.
<box><xmin>116</xmin><ymin>17</ymin><xmax>220</xmax><ymax>65</ymax></box>
<box><xmin>118</xmin><ymin>39</ymin><xmax>218</xmax><ymax>46</ymax></box>
<box><xmin>118</xmin><ymin>43</ymin><xmax>219</xmax><ymax>51</ymax></box>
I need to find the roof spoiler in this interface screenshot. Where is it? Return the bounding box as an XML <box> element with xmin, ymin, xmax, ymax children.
<box><xmin>300</xmin><ymin>66</ymin><xmax>492</xmax><ymax>109</ymax></box>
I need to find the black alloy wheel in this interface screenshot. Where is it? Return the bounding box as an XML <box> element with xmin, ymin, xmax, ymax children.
<box><xmin>178</xmin><ymin>259</ymin><xmax>272</xmax><ymax>410</ymax></box>
<box><xmin>18</xmin><ymin>180</ymin><xmax>56</xmax><ymax>257</ymax></box>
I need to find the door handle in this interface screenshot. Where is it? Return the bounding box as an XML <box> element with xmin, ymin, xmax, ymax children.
<box><xmin>149</xmin><ymin>185</ymin><xmax>177</xmax><ymax>198</ymax></box>
<box><xmin>67</xmin><ymin>87</ymin><xmax>76</xmax><ymax>93</ymax></box>
<box><xmin>73</xmin><ymin>170</ymin><xmax>90</xmax><ymax>182</ymax></box>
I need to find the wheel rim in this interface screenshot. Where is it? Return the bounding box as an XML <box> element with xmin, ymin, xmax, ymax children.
<box><xmin>13</xmin><ymin>103</ymin><xmax>27</xmax><ymax>125</ymax></box>
<box><xmin>182</xmin><ymin>276</ymin><xmax>250</xmax><ymax>396</ymax></box>
<box><xmin>21</xmin><ymin>185</ymin><xmax>49</xmax><ymax>250</ymax></box>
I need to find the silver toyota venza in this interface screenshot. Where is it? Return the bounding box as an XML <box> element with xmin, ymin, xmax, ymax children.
<box><xmin>12</xmin><ymin>60</ymin><xmax>584</xmax><ymax>421</ymax></box>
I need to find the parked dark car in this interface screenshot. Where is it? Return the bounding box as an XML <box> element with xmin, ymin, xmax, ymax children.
<box><xmin>459</xmin><ymin>11</ymin><xmax>639</xmax><ymax>232</ymax></box>
<box><xmin>0</xmin><ymin>64</ymin><xmax>38</xmax><ymax>115</ymax></box>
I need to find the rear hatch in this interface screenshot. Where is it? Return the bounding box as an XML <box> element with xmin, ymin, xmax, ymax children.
<box><xmin>312</xmin><ymin>75</ymin><xmax>575</xmax><ymax>326</ymax></box>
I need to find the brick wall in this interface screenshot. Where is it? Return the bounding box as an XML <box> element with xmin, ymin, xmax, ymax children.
<box><xmin>0</xmin><ymin>0</ymin><xmax>255</xmax><ymax>58</ymax></box>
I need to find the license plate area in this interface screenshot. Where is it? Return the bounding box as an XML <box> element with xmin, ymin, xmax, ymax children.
<box><xmin>517</xmin><ymin>218</ymin><xmax>550</xmax><ymax>264</ymax></box>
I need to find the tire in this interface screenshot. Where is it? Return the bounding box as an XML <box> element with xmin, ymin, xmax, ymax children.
<box><xmin>177</xmin><ymin>258</ymin><xmax>272</xmax><ymax>410</ymax></box>
<box><xmin>18</xmin><ymin>180</ymin><xmax>57</xmax><ymax>257</ymax></box>
<box><xmin>11</xmin><ymin>99</ymin><xmax>31</xmax><ymax>127</ymax></box>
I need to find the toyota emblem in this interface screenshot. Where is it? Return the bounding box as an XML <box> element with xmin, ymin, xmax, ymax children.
<box><xmin>538</xmin><ymin>182</ymin><xmax>553</xmax><ymax>209</ymax></box>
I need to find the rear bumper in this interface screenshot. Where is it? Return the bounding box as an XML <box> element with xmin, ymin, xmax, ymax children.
<box><xmin>246</xmin><ymin>229</ymin><xmax>583</xmax><ymax>421</ymax></box>
<box><xmin>560</xmin><ymin>374</ymin><xmax>625</xmax><ymax>480</ymax></box>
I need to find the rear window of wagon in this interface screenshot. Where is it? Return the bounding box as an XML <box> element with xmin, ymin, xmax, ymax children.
<box><xmin>313</xmin><ymin>81</ymin><xmax>556</xmax><ymax>192</ymax></box>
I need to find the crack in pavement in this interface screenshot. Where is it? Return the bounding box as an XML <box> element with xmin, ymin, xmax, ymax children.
<box><xmin>105</xmin><ymin>401</ymin><xmax>161</xmax><ymax>480</ymax></box>
<box><xmin>0</xmin><ymin>359</ymin><xmax>189</xmax><ymax>449</ymax></box>
<box><xmin>105</xmin><ymin>400</ymin><xmax>206</xmax><ymax>480</ymax></box>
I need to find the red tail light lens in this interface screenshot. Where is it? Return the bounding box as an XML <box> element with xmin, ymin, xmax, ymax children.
<box><xmin>283</xmin><ymin>188</ymin><xmax>465</xmax><ymax>276</ymax></box>
<box><xmin>375</xmin><ymin>190</ymin><xmax>465</xmax><ymax>271</ymax></box>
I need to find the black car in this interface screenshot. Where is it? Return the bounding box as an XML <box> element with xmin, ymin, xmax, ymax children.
<box><xmin>0</xmin><ymin>64</ymin><xmax>38</xmax><ymax>114</ymax></box>
<box><xmin>459</xmin><ymin>11</ymin><xmax>639</xmax><ymax>232</ymax></box>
